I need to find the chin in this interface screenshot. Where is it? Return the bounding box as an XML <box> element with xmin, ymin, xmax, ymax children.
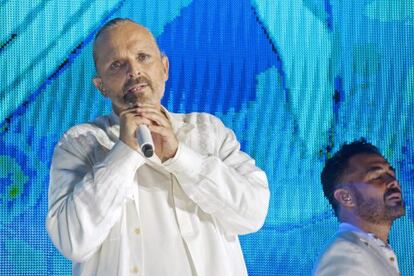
<box><xmin>389</xmin><ymin>204</ymin><xmax>406</xmax><ymax>219</ymax></box>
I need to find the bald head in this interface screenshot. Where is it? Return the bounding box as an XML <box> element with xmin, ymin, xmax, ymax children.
<box><xmin>93</xmin><ymin>18</ymin><xmax>161</xmax><ymax>73</ymax></box>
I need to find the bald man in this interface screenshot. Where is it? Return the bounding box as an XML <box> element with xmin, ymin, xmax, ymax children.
<box><xmin>46</xmin><ymin>18</ymin><xmax>269</xmax><ymax>276</ymax></box>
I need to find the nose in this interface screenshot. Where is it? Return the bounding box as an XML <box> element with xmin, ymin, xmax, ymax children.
<box><xmin>386</xmin><ymin>178</ymin><xmax>400</xmax><ymax>190</ymax></box>
<box><xmin>127</xmin><ymin>60</ymin><xmax>141</xmax><ymax>79</ymax></box>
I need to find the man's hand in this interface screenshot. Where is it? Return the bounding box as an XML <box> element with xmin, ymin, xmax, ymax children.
<box><xmin>118</xmin><ymin>105</ymin><xmax>152</xmax><ymax>151</ymax></box>
<box><xmin>118</xmin><ymin>103</ymin><xmax>178</xmax><ymax>161</ymax></box>
<box><xmin>136</xmin><ymin>103</ymin><xmax>178</xmax><ymax>162</ymax></box>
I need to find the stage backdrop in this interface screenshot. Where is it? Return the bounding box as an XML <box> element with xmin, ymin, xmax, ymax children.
<box><xmin>1</xmin><ymin>0</ymin><xmax>413</xmax><ymax>275</ymax></box>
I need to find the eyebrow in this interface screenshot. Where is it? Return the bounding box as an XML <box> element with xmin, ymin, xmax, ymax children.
<box><xmin>365</xmin><ymin>165</ymin><xmax>395</xmax><ymax>174</ymax></box>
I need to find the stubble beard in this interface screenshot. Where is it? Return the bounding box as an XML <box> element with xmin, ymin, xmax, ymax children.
<box><xmin>124</xmin><ymin>91</ymin><xmax>144</xmax><ymax>106</ymax></box>
<box><xmin>354</xmin><ymin>189</ymin><xmax>406</xmax><ymax>224</ymax></box>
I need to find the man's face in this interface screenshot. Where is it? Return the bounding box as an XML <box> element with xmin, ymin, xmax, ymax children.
<box><xmin>342</xmin><ymin>154</ymin><xmax>405</xmax><ymax>224</ymax></box>
<box><xmin>93</xmin><ymin>22</ymin><xmax>169</xmax><ymax>113</ymax></box>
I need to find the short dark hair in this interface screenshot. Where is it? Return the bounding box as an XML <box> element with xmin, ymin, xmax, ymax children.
<box><xmin>321</xmin><ymin>138</ymin><xmax>382</xmax><ymax>217</ymax></box>
<box><xmin>92</xmin><ymin>18</ymin><xmax>134</xmax><ymax>70</ymax></box>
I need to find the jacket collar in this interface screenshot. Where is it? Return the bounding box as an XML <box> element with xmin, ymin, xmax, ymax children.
<box><xmin>338</xmin><ymin>230</ymin><xmax>399</xmax><ymax>273</ymax></box>
<box><xmin>338</xmin><ymin>222</ymin><xmax>390</xmax><ymax>247</ymax></box>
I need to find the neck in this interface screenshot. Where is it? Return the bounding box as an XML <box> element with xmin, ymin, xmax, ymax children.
<box><xmin>361</xmin><ymin>222</ymin><xmax>391</xmax><ymax>243</ymax></box>
<box><xmin>341</xmin><ymin>215</ymin><xmax>392</xmax><ymax>243</ymax></box>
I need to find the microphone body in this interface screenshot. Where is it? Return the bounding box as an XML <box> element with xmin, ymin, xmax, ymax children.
<box><xmin>136</xmin><ymin>125</ymin><xmax>154</xmax><ymax>158</ymax></box>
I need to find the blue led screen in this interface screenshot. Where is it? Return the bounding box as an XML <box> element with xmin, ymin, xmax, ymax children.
<box><xmin>1</xmin><ymin>0</ymin><xmax>414</xmax><ymax>275</ymax></box>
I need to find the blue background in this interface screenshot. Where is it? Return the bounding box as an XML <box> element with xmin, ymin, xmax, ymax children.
<box><xmin>1</xmin><ymin>0</ymin><xmax>413</xmax><ymax>275</ymax></box>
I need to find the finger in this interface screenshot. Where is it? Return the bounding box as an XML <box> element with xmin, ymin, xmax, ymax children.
<box><xmin>135</xmin><ymin>106</ymin><xmax>163</xmax><ymax>116</ymax></box>
<box><xmin>139</xmin><ymin>111</ymin><xmax>171</xmax><ymax>127</ymax></box>
<box><xmin>135</xmin><ymin>106</ymin><xmax>168</xmax><ymax>121</ymax></box>
<box><xmin>119</xmin><ymin>111</ymin><xmax>153</xmax><ymax>126</ymax></box>
<box><xmin>119</xmin><ymin>107</ymin><xmax>140</xmax><ymax>117</ymax></box>
<box><xmin>136</xmin><ymin>103</ymin><xmax>158</xmax><ymax>108</ymax></box>
<box><xmin>148</xmin><ymin>125</ymin><xmax>172</xmax><ymax>137</ymax></box>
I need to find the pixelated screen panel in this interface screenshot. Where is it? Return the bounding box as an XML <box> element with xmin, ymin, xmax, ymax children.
<box><xmin>1</xmin><ymin>0</ymin><xmax>413</xmax><ymax>275</ymax></box>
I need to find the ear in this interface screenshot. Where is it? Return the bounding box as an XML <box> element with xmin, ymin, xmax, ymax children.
<box><xmin>161</xmin><ymin>55</ymin><xmax>169</xmax><ymax>81</ymax></box>
<box><xmin>334</xmin><ymin>188</ymin><xmax>355</xmax><ymax>208</ymax></box>
<box><xmin>93</xmin><ymin>76</ymin><xmax>107</xmax><ymax>97</ymax></box>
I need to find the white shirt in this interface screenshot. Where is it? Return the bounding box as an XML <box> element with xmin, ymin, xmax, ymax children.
<box><xmin>46</xmin><ymin>110</ymin><xmax>269</xmax><ymax>276</ymax></box>
<box><xmin>338</xmin><ymin>223</ymin><xmax>400</xmax><ymax>273</ymax></box>
<box><xmin>313</xmin><ymin>222</ymin><xmax>401</xmax><ymax>276</ymax></box>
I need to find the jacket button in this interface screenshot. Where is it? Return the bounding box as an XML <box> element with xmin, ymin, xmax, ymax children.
<box><xmin>134</xmin><ymin>228</ymin><xmax>141</xmax><ymax>235</ymax></box>
<box><xmin>131</xmin><ymin>266</ymin><xmax>139</xmax><ymax>273</ymax></box>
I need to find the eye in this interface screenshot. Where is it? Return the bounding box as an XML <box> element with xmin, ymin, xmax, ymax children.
<box><xmin>369</xmin><ymin>172</ymin><xmax>395</xmax><ymax>183</ymax></box>
<box><xmin>372</xmin><ymin>175</ymin><xmax>383</xmax><ymax>181</ymax></box>
<box><xmin>367</xmin><ymin>170</ymin><xmax>385</xmax><ymax>182</ymax></box>
<box><xmin>137</xmin><ymin>53</ymin><xmax>150</xmax><ymax>62</ymax></box>
<box><xmin>110</xmin><ymin>61</ymin><xmax>122</xmax><ymax>71</ymax></box>
<box><xmin>386</xmin><ymin>172</ymin><xmax>396</xmax><ymax>182</ymax></box>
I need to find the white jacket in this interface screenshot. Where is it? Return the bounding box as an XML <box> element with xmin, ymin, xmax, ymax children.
<box><xmin>46</xmin><ymin>110</ymin><xmax>269</xmax><ymax>276</ymax></box>
<box><xmin>313</xmin><ymin>229</ymin><xmax>400</xmax><ymax>276</ymax></box>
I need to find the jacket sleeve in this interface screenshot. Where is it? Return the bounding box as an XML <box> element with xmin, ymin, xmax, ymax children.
<box><xmin>164</xmin><ymin>115</ymin><xmax>270</xmax><ymax>235</ymax></box>
<box><xmin>46</xmin><ymin>129</ymin><xmax>145</xmax><ymax>262</ymax></box>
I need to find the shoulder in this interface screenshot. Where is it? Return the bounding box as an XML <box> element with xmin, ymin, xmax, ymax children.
<box><xmin>170</xmin><ymin>112</ymin><xmax>229</xmax><ymax>140</ymax></box>
<box><xmin>57</xmin><ymin>115</ymin><xmax>111</xmax><ymax>150</ymax></box>
<box><xmin>322</xmin><ymin>232</ymin><xmax>364</xmax><ymax>255</ymax></box>
<box><xmin>169</xmin><ymin>112</ymin><xmax>236</xmax><ymax>155</ymax></box>
<box><xmin>313</xmin><ymin>232</ymin><xmax>379</xmax><ymax>276</ymax></box>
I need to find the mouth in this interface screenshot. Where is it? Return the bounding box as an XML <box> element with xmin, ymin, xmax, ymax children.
<box><xmin>126</xmin><ymin>82</ymin><xmax>148</xmax><ymax>95</ymax></box>
<box><xmin>386</xmin><ymin>192</ymin><xmax>402</xmax><ymax>201</ymax></box>
<box><xmin>124</xmin><ymin>83</ymin><xmax>147</xmax><ymax>105</ymax></box>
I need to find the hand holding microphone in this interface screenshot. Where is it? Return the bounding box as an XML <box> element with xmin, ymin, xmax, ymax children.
<box><xmin>122</xmin><ymin>92</ymin><xmax>154</xmax><ymax>158</ymax></box>
<box><xmin>120</xmin><ymin>92</ymin><xmax>178</xmax><ymax>161</ymax></box>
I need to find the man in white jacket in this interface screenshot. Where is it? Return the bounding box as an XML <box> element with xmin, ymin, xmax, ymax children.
<box><xmin>313</xmin><ymin>139</ymin><xmax>405</xmax><ymax>276</ymax></box>
<box><xmin>46</xmin><ymin>18</ymin><xmax>269</xmax><ymax>276</ymax></box>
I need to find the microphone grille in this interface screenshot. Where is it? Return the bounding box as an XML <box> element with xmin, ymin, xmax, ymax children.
<box><xmin>142</xmin><ymin>144</ymin><xmax>154</xmax><ymax>158</ymax></box>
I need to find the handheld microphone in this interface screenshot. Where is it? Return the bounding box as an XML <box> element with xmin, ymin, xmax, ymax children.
<box><xmin>123</xmin><ymin>90</ymin><xmax>154</xmax><ymax>158</ymax></box>
<box><xmin>137</xmin><ymin>124</ymin><xmax>154</xmax><ymax>158</ymax></box>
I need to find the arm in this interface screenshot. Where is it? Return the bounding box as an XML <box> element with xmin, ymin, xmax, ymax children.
<box><xmin>164</xmin><ymin>115</ymin><xmax>270</xmax><ymax>235</ymax></box>
<box><xmin>46</xmin><ymin>128</ymin><xmax>144</xmax><ymax>262</ymax></box>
